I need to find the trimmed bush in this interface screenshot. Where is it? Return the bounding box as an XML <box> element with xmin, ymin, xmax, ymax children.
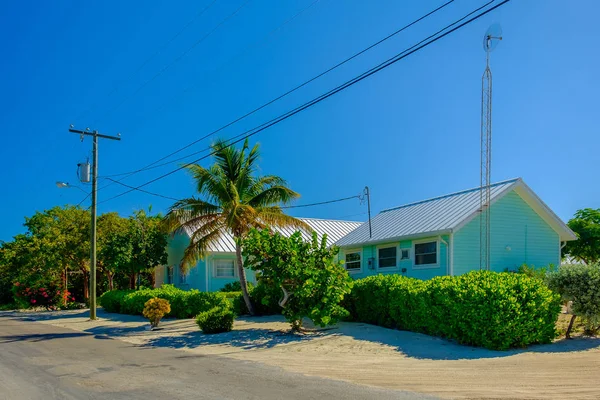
<box><xmin>347</xmin><ymin>271</ymin><xmax>561</xmax><ymax>350</ymax></box>
<box><xmin>196</xmin><ymin>306</ymin><xmax>235</xmax><ymax>334</ymax></box>
<box><xmin>101</xmin><ymin>285</ymin><xmax>230</xmax><ymax>319</ymax></box>
<box><xmin>99</xmin><ymin>289</ymin><xmax>133</xmax><ymax>313</ymax></box>
<box><xmin>143</xmin><ymin>297</ymin><xmax>171</xmax><ymax>328</ymax></box>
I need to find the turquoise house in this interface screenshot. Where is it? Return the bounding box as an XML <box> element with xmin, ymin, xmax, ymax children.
<box><xmin>335</xmin><ymin>178</ymin><xmax>576</xmax><ymax>279</ymax></box>
<box><xmin>155</xmin><ymin>218</ymin><xmax>362</xmax><ymax>292</ymax></box>
<box><xmin>156</xmin><ymin>178</ymin><xmax>576</xmax><ymax>291</ymax></box>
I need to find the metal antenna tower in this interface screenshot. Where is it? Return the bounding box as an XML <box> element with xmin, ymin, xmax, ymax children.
<box><xmin>480</xmin><ymin>25</ymin><xmax>502</xmax><ymax>271</ymax></box>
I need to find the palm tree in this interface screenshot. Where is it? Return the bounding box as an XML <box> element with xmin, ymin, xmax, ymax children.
<box><xmin>164</xmin><ymin>139</ymin><xmax>309</xmax><ymax>315</ymax></box>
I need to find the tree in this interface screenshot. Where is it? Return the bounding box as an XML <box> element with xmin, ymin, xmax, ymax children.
<box><xmin>24</xmin><ymin>206</ymin><xmax>90</xmax><ymax>299</ymax></box>
<box><xmin>547</xmin><ymin>263</ymin><xmax>600</xmax><ymax>338</ymax></box>
<box><xmin>563</xmin><ymin>208</ymin><xmax>600</xmax><ymax>264</ymax></box>
<box><xmin>97</xmin><ymin>212</ymin><xmax>129</xmax><ymax>290</ymax></box>
<box><xmin>164</xmin><ymin>139</ymin><xmax>309</xmax><ymax>315</ymax></box>
<box><xmin>242</xmin><ymin>229</ymin><xmax>353</xmax><ymax>331</ymax></box>
<box><xmin>110</xmin><ymin>210</ymin><xmax>168</xmax><ymax>289</ymax></box>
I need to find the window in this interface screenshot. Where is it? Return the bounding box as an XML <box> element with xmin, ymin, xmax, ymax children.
<box><xmin>401</xmin><ymin>249</ymin><xmax>410</xmax><ymax>260</ymax></box>
<box><xmin>344</xmin><ymin>251</ymin><xmax>361</xmax><ymax>271</ymax></box>
<box><xmin>179</xmin><ymin>271</ymin><xmax>188</xmax><ymax>284</ymax></box>
<box><xmin>414</xmin><ymin>241</ymin><xmax>437</xmax><ymax>266</ymax></box>
<box><xmin>167</xmin><ymin>266</ymin><xmax>174</xmax><ymax>284</ymax></box>
<box><xmin>378</xmin><ymin>246</ymin><xmax>397</xmax><ymax>268</ymax></box>
<box><xmin>214</xmin><ymin>259</ymin><xmax>235</xmax><ymax>278</ymax></box>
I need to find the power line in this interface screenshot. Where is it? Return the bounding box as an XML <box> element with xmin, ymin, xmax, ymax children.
<box><xmin>98</xmin><ymin>0</ymin><xmax>454</xmax><ymax>180</ymax></box>
<box><xmin>281</xmin><ymin>195</ymin><xmax>361</xmax><ymax>209</ymax></box>
<box><xmin>103</xmin><ymin>178</ymin><xmax>180</xmax><ymax>201</ymax></box>
<box><xmin>74</xmin><ymin>0</ymin><xmax>218</xmax><ymax>124</ymax></box>
<box><xmin>98</xmin><ymin>0</ymin><xmax>509</xmax><ymax>206</ymax></box>
<box><xmin>97</xmin><ymin>0</ymin><xmax>325</xmax><ymax>182</ymax></box>
<box><xmin>92</xmin><ymin>0</ymin><xmax>253</xmax><ymax>126</ymax></box>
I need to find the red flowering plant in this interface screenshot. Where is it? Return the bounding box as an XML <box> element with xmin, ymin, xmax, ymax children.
<box><xmin>12</xmin><ymin>275</ymin><xmax>64</xmax><ymax>310</ymax></box>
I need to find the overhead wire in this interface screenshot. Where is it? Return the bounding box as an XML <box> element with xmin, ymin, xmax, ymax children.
<box><xmin>98</xmin><ymin>0</ymin><xmax>509</xmax><ymax>205</ymax></box>
<box><xmin>98</xmin><ymin>0</ymin><xmax>454</xmax><ymax>180</ymax></box>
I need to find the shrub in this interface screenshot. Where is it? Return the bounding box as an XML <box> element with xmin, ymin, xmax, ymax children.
<box><xmin>196</xmin><ymin>306</ymin><xmax>235</xmax><ymax>334</ymax></box>
<box><xmin>219</xmin><ymin>281</ymin><xmax>254</xmax><ymax>293</ymax></box>
<box><xmin>242</xmin><ymin>229</ymin><xmax>353</xmax><ymax>330</ymax></box>
<box><xmin>347</xmin><ymin>271</ymin><xmax>561</xmax><ymax>350</ymax></box>
<box><xmin>101</xmin><ymin>285</ymin><xmax>228</xmax><ymax>318</ymax></box>
<box><xmin>143</xmin><ymin>298</ymin><xmax>171</xmax><ymax>328</ymax></box>
<box><xmin>548</xmin><ymin>263</ymin><xmax>600</xmax><ymax>336</ymax></box>
<box><xmin>99</xmin><ymin>290</ymin><xmax>133</xmax><ymax>313</ymax></box>
<box><xmin>516</xmin><ymin>263</ymin><xmax>555</xmax><ymax>282</ymax></box>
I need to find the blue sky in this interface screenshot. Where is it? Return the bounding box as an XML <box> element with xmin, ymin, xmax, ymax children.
<box><xmin>1</xmin><ymin>0</ymin><xmax>598</xmax><ymax>242</ymax></box>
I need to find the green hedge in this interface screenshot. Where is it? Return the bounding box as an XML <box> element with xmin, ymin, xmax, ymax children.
<box><xmin>346</xmin><ymin>271</ymin><xmax>561</xmax><ymax>350</ymax></box>
<box><xmin>196</xmin><ymin>306</ymin><xmax>235</xmax><ymax>334</ymax></box>
<box><xmin>99</xmin><ymin>285</ymin><xmax>229</xmax><ymax>319</ymax></box>
<box><xmin>98</xmin><ymin>290</ymin><xmax>133</xmax><ymax>313</ymax></box>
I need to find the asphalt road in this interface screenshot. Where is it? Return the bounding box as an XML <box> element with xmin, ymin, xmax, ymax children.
<box><xmin>0</xmin><ymin>315</ymin><xmax>435</xmax><ymax>400</ymax></box>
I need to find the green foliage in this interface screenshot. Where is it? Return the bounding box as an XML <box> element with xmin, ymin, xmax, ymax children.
<box><xmin>143</xmin><ymin>298</ymin><xmax>171</xmax><ymax>328</ymax></box>
<box><xmin>101</xmin><ymin>285</ymin><xmax>228</xmax><ymax>319</ymax></box>
<box><xmin>101</xmin><ymin>209</ymin><xmax>168</xmax><ymax>290</ymax></box>
<box><xmin>547</xmin><ymin>263</ymin><xmax>600</xmax><ymax>333</ymax></box>
<box><xmin>516</xmin><ymin>264</ymin><xmax>556</xmax><ymax>282</ymax></box>
<box><xmin>243</xmin><ymin>229</ymin><xmax>353</xmax><ymax>329</ymax></box>
<box><xmin>232</xmin><ymin>283</ymin><xmax>281</xmax><ymax>316</ymax></box>
<box><xmin>564</xmin><ymin>208</ymin><xmax>600</xmax><ymax>264</ymax></box>
<box><xmin>196</xmin><ymin>305</ymin><xmax>235</xmax><ymax>334</ymax></box>
<box><xmin>219</xmin><ymin>281</ymin><xmax>254</xmax><ymax>293</ymax></box>
<box><xmin>347</xmin><ymin>271</ymin><xmax>561</xmax><ymax>350</ymax></box>
<box><xmin>98</xmin><ymin>290</ymin><xmax>133</xmax><ymax>313</ymax></box>
<box><xmin>163</xmin><ymin>138</ymin><xmax>309</xmax><ymax>315</ymax></box>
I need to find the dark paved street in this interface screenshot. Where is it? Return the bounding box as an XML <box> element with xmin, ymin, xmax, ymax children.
<box><xmin>0</xmin><ymin>315</ymin><xmax>434</xmax><ymax>400</ymax></box>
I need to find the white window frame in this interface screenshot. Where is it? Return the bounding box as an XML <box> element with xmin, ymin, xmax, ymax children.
<box><xmin>412</xmin><ymin>238</ymin><xmax>440</xmax><ymax>269</ymax></box>
<box><xmin>343</xmin><ymin>249</ymin><xmax>363</xmax><ymax>273</ymax></box>
<box><xmin>376</xmin><ymin>244</ymin><xmax>399</xmax><ymax>270</ymax></box>
<box><xmin>213</xmin><ymin>258</ymin><xmax>237</xmax><ymax>279</ymax></box>
<box><xmin>400</xmin><ymin>248</ymin><xmax>410</xmax><ymax>260</ymax></box>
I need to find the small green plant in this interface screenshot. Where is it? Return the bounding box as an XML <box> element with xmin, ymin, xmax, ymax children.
<box><xmin>196</xmin><ymin>306</ymin><xmax>235</xmax><ymax>334</ymax></box>
<box><xmin>547</xmin><ymin>263</ymin><xmax>600</xmax><ymax>337</ymax></box>
<box><xmin>143</xmin><ymin>297</ymin><xmax>171</xmax><ymax>328</ymax></box>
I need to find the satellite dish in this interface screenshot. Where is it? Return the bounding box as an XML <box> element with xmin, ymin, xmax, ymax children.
<box><xmin>483</xmin><ymin>24</ymin><xmax>502</xmax><ymax>52</ymax></box>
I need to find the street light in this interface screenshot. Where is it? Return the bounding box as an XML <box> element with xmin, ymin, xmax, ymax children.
<box><xmin>55</xmin><ymin>181</ymin><xmax>88</xmax><ymax>195</ymax></box>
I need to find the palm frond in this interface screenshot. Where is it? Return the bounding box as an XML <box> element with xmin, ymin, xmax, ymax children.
<box><xmin>248</xmin><ymin>186</ymin><xmax>300</xmax><ymax>208</ymax></box>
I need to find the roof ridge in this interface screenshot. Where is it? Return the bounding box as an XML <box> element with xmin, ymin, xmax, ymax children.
<box><xmin>299</xmin><ymin>217</ymin><xmax>363</xmax><ymax>224</ymax></box>
<box><xmin>380</xmin><ymin>178</ymin><xmax>521</xmax><ymax>213</ymax></box>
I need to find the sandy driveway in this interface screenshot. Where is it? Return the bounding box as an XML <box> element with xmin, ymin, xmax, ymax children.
<box><xmin>7</xmin><ymin>309</ymin><xmax>600</xmax><ymax>400</ymax></box>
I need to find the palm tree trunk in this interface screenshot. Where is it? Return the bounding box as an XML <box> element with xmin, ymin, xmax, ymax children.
<box><xmin>235</xmin><ymin>241</ymin><xmax>255</xmax><ymax>316</ymax></box>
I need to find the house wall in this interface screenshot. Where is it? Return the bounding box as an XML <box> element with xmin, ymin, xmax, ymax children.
<box><xmin>453</xmin><ymin>190</ymin><xmax>560</xmax><ymax>274</ymax></box>
<box><xmin>339</xmin><ymin>235</ymin><xmax>450</xmax><ymax>281</ymax></box>
<box><xmin>159</xmin><ymin>233</ymin><xmax>257</xmax><ymax>292</ymax></box>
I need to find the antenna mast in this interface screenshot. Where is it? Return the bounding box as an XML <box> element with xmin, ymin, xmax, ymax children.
<box><xmin>480</xmin><ymin>25</ymin><xmax>502</xmax><ymax>271</ymax></box>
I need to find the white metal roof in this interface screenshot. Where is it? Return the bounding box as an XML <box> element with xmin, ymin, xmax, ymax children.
<box><xmin>335</xmin><ymin>178</ymin><xmax>576</xmax><ymax>247</ymax></box>
<box><xmin>183</xmin><ymin>218</ymin><xmax>362</xmax><ymax>253</ymax></box>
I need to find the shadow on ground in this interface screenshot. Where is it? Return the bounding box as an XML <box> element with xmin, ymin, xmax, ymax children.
<box><xmin>3</xmin><ymin>309</ymin><xmax>599</xmax><ymax>361</ymax></box>
<box><xmin>337</xmin><ymin>323</ymin><xmax>600</xmax><ymax>360</ymax></box>
<box><xmin>142</xmin><ymin>327</ymin><xmax>326</xmax><ymax>351</ymax></box>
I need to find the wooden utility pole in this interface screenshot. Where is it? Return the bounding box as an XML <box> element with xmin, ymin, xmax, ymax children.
<box><xmin>69</xmin><ymin>126</ymin><xmax>121</xmax><ymax>320</ymax></box>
